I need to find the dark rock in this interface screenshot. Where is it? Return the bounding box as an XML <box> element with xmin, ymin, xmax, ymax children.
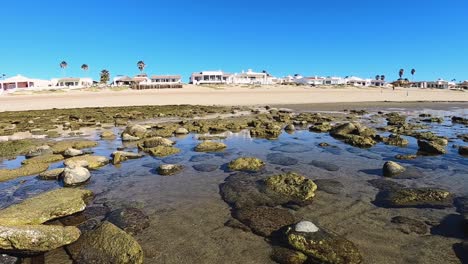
<box><xmin>224</xmin><ymin>218</ymin><xmax>251</xmax><ymax>232</ymax></box>
<box><xmin>271</xmin><ymin>143</ymin><xmax>310</xmax><ymax>153</ymax></box>
<box><xmin>106</xmin><ymin>207</ymin><xmax>150</xmax><ymax>235</ymax></box>
<box><xmin>189</xmin><ymin>154</ymin><xmax>213</xmax><ymax>162</ymax></box>
<box><xmin>395</xmin><ymin>154</ymin><xmax>417</xmax><ymax>160</ymax></box>
<box><xmin>314</xmin><ymin>179</ymin><xmax>344</xmax><ymax>194</ymax></box>
<box><xmin>459</xmin><ymin>146</ymin><xmax>468</xmax><ymax>156</ymax></box>
<box><xmin>161</xmin><ymin>156</ymin><xmax>185</xmax><ymax>164</ymax></box>
<box><xmin>267</xmin><ymin>153</ymin><xmax>299</xmax><ymax>166</ymax></box>
<box><xmin>383</xmin><ymin>161</ymin><xmax>405</xmax><ymax>177</ymax></box>
<box><xmin>309</xmin><ymin>160</ymin><xmax>339</xmax><ymax>172</ymax></box>
<box><xmin>367</xmin><ymin>179</ymin><xmax>405</xmax><ymax>192</ymax></box>
<box><xmin>192</xmin><ymin>163</ymin><xmax>219</xmax><ymax>172</ymax></box>
<box><xmin>417</xmin><ymin>140</ymin><xmax>446</xmax><ymax>155</ymax></box>
<box><xmin>375</xmin><ymin>187</ymin><xmax>453</xmax><ymax>209</ymax></box>
<box><xmin>271</xmin><ymin>247</ymin><xmax>308</xmax><ymax>264</ymax></box>
<box><xmin>234</xmin><ymin>206</ymin><xmax>296</xmax><ymax>237</ymax></box>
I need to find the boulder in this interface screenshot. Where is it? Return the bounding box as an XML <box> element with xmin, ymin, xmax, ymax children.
<box><xmin>64</xmin><ymin>155</ymin><xmax>109</xmax><ymax>169</ymax></box>
<box><xmin>264</xmin><ymin>172</ymin><xmax>317</xmax><ymax>202</ymax></box>
<box><xmin>287</xmin><ymin>223</ymin><xmax>363</xmax><ymax>264</ymax></box>
<box><xmin>343</xmin><ymin>135</ymin><xmax>376</xmax><ymax>148</ymax></box>
<box><xmin>376</xmin><ymin>187</ymin><xmax>453</xmax><ymax>209</ymax></box>
<box><xmin>459</xmin><ymin>146</ymin><xmax>468</xmax><ymax>156</ymax></box>
<box><xmin>25</xmin><ymin>145</ymin><xmax>53</xmax><ymax>158</ymax></box>
<box><xmin>138</xmin><ymin>137</ymin><xmax>174</xmax><ymax>149</ymax></box>
<box><xmin>383</xmin><ymin>161</ymin><xmax>406</xmax><ymax>177</ymax></box>
<box><xmin>330</xmin><ymin>123</ymin><xmax>356</xmax><ymax>137</ymax></box>
<box><xmin>111</xmin><ymin>151</ymin><xmax>144</xmax><ymax>165</ymax></box>
<box><xmin>234</xmin><ymin>206</ymin><xmax>296</xmax><ymax>237</ymax></box>
<box><xmin>417</xmin><ymin>140</ymin><xmax>446</xmax><ymax>155</ymax></box>
<box><xmin>157</xmin><ymin>164</ymin><xmax>183</xmax><ymax>176</ymax></box>
<box><xmin>62</xmin><ymin>166</ymin><xmax>91</xmax><ymax>186</ymax></box>
<box><xmin>0</xmin><ymin>225</ymin><xmax>81</xmax><ymax>255</ymax></box>
<box><xmin>228</xmin><ymin>157</ymin><xmax>265</xmax><ymax>172</ymax></box>
<box><xmin>38</xmin><ymin>168</ymin><xmax>65</xmax><ymax>180</ymax></box>
<box><xmin>122</xmin><ymin>133</ymin><xmax>140</xmax><ymax>141</ymax></box>
<box><xmin>63</xmin><ymin>148</ymin><xmax>84</xmax><ymax>158</ymax></box>
<box><xmin>0</xmin><ymin>188</ymin><xmax>93</xmax><ymax>225</ymax></box>
<box><xmin>284</xmin><ymin>124</ymin><xmax>295</xmax><ymax>132</ymax></box>
<box><xmin>195</xmin><ymin>141</ymin><xmax>227</xmax><ymax>152</ymax></box>
<box><xmin>100</xmin><ymin>130</ymin><xmax>116</xmax><ymax>140</ymax></box>
<box><xmin>175</xmin><ymin>127</ymin><xmax>189</xmax><ymax>135</ymax></box>
<box><xmin>123</xmin><ymin>124</ymin><xmax>147</xmax><ymax>138</ymax></box>
<box><xmin>67</xmin><ymin>222</ymin><xmax>144</xmax><ymax>264</ymax></box>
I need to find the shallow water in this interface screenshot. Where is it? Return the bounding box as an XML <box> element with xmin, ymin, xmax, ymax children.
<box><xmin>1</xmin><ymin>107</ymin><xmax>467</xmax><ymax>263</ymax></box>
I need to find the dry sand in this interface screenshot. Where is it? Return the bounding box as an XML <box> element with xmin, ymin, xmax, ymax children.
<box><xmin>0</xmin><ymin>85</ymin><xmax>467</xmax><ymax>112</ymax></box>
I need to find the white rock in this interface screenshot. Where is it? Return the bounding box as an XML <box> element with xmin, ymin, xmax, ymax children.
<box><xmin>295</xmin><ymin>221</ymin><xmax>319</xmax><ymax>233</ymax></box>
<box><xmin>122</xmin><ymin>133</ymin><xmax>140</xmax><ymax>141</ymax></box>
<box><xmin>64</xmin><ymin>148</ymin><xmax>84</xmax><ymax>157</ymax></box>
<box><xmin>62</xmin><ymin>166</ymin><xmax>91</xmax><ymax>186</ymax></box>
<box><xmin>175</xmin><ymin>128</ymin><xmax>189</xmax><ymax>135</ymax></box>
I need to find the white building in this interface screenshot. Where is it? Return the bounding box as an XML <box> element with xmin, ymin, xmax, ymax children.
<box><xmin>345</xmin><ymin>76</ymin><xmax>385</xmax><ymax>87</ymax></box>
<box><xmin>231</xmin><ymin>69</ymin><xmax>273</xmax><ymax>85</ymax></box>
<box><xmin>190</xmin><ymin>71</ymin><xmax>232</xmax><ymax>85</ymax></box>
<box><xmin>412</xmin><ymin>79</ymin><xmax>451</xmax><ymax>89</ymax></box>
<box><xmin>52</xmin><ymin>78</ymin><xmax>93</xmax><ymax>89</ymax></box>
<box><xmin>0</xmin><ymin>75</ymin><xmax>52</xmax><ymax>93</ymax></box>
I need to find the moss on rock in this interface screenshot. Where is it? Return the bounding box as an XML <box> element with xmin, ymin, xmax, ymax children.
<box><xmin>194</xmin><ymin>141</ymin><xmax>227</xmax><ymax>152</ymax></box>
<box><xmin>264</xmin><ymin>172</ymin><xmax>317</xmax><ymax>202</ymax></box>
<box><xmin>0</xmin><ymin>163</ymin><xmax>49</xmax><ymax>182</ymax></box>
<box><xmin>21</xmin><ymin>154</ymin><xmax>64</xmax><ymax>165</ymax></box>
<box><xmin>147</xmin><ymin>146</ymin><xmax>181</xmax><ymax>157</ymax></box>
<box><xmin>228</xmin><ymin>157</ymin><xmax>265</xmax><ymax>172</ymax></box>
<box><xmin>64</xmin><ymin>155</ymin><xmax>109</xmax><ymax>169</ymax></box>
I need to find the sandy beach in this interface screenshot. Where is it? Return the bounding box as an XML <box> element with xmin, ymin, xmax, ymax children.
<box><xmin>0</xmin><ymin>85</ymin><xmax>467</xmax><ymax>112</ymax></box>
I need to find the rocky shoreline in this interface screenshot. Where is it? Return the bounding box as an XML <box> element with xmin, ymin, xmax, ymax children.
<box><xmin>0</xmin><ymin>104</ymin><xmax>467</xmax><ymax>263</ymax></box>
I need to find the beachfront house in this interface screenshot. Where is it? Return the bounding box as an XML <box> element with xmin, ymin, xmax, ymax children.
<box><xmin>0</xmin><ymin>75</ymin><xmax>52</xmax><ymax>93</ymax></box>
<box><xmin>412</xmin><ymin>79</ymin><xmax>450</xmax><ymax>89</ymax></box>
<box><xmin>52</xmin><ymin>77</ymin><xmax>93</xmax><ymax>89</ymax></box>
<box><xmin>190</xmin><ymin>71</ymin><xmax>232</xmax><ymax>85</ymax></box>
<box><xmin>231</xmin><ymin>69</ymin><xmax>273</xmax><ymax>85</ymax></box>
<box><xmin>113</xmin><ymin>76</ymin><xmax>135</xmax><ymax>86</ymax></box>
<box><xmin>132</xmin><ymin>74</ymin><xmax>182</xmax><ymax>89</ymax></box>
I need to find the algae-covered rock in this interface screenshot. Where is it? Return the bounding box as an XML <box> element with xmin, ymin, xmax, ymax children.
<box><xmin>157</xmin><ymin>164</ymin><xmax>183</xmax><ymax>176</ymax></box>
<box><xmin>343</xmin><ymin>134</ymin><xmax>376</xmax><ymax>148</ymax></box>
<box><xmin>271</xmin><ymin>247</ymin><xmax>308</xmax><ymax>264</ymax></box>
<box><xmin>63</xmin><ymin>148</ymin><xmax>84</xmax><ymax>158</ymax></box>
<box><xmin>0</xmin><ymin>225</ymin><xmax>81</xmax><ymax>254</ymax></box>
<box><xmin>194</xmin><ymin>141</ymin><xmax>227</xmax><ymax>152</ymax></box>
<box><xmin>386</xmin><ymin>112</ymin><xmax>406</xmax><ymax>126</ymax></box>
<box><xmin>330</xmin><ymin>123</ymin><xmax>357</xmax><ymax>137</ymax></box>
<box><xmin>123</xmin><ymin>124</ymin><xmax>147</xmax><ymax>138</ymax></box>
<box><xmin>122</xmin><ymin>133</ymin><xmax>140</xmax><ymax>141</ymax></box>
<box><xmin>383</xmin><ymin>134</ymin><xmax>409</xmax><ymax>147</ymax></box>
<box><xmin>395</xmin><ymin>154</ymin><xmax>417</xmax><ymax>160</ymax></box>
<box><xmin>383</xmin><ymin>161</ymin><xmax>406</xmax><ymax>177</ymax></box>
<box><xmin>264</xmin><ymin>172</ymin><xmax>317</xmax><ymax>202</ymax></box>
<box><xmin>64</xmin><ymin>155</ymin><xmax>109</xmax><ymax>169</ymax></box>
<box><xmin>309</xmin><ymin>122</ymin><xmax>332</xmax><ymax>133</ymax></box>
<box><xmin>417</xmin><ymin>140</ymin><xmax>446</xmax><ymax>155</ymax></box>
<box><xmin>111</xmin><ymin>151</ymin><xmax>144</xmax><ymax>165</ymax></box>
<box><xmin>0</xmin><ymin>163</ymin><xmax>49</xmax><ymax>182</ymax></box>
<box><xmin>0</xmin><ymin>188</ymin><xmax>93</xmax><ymax>225</ymax></box>
<box><xmin>138</xmin><ymin>137</ymin><xmax>174</xmax><ymax>149</ymax></box>
<box><xmin>376</xmin><ymin>187</ymin><xmax>453</xmax><ymax>209</ymax></box>
<box><xmin>100</xmin><ymin>130</ymin><xmax>116</xmax><ymax>140</ymax></box>
<box><xmin>25</xmin><ymin>145</ymin><xmax>53</xmax><ymax>158</ymax></box>
<box><xmin>0</xmin><ymin>139</ymin><xmax>43</xmax><ymax>158</ymax></box>
<box><xmin>107</xmin><ymin>207</ymin><xmax>150</xmax><ymax>235</ymax></box>
<box><xmin>175</xmin><ymin>127</ymin><xmax>189</xmax><ymax>135</ymax></box>
<box><xmin>21</xmin><ymin>154</ymin><xmax>64</xmax><ymax>165</ymax></box>
<box><xmin>50</xmin><ymin>140</ymin><xmax>98</xmax><ymax>154</ymax></box>
<box><xmin>287</xmin><ymin>224</ymin><xmax>363</xmax><ymax>264</ymax></box>
<box><xmin>250</xmin><ymin>123</ymin><xmax>283</xmax><ymax>139</ymax></box>
<box><xmin>147</xmin><ymin>146</ymin><xmax>181</xmax><ymax>157</ymax></box>
<box><xmin>228</xmin><ymin>157</ymin><xmax>265</xmax><ymax>172</ymax></box>
<box><xmin>38</xmin><ymin>168</ymin><xmax>65</xmax><ymax>180</ymax></box>
<box><xmin>67</xmin><ymin>221</ymin><xmax>144</xmax><ymax>264</ymax></box>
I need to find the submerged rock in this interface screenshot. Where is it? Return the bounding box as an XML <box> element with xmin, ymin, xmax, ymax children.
<box><xmin>107</xmin><ymin>207</ymin><xmax>150</xmax><ymax>235</ymax></box>
<box><xmin>192</xmin><ymin>163</ymin><xmax>219</xmax><ymax>172</ymax></box>
<box><xmin>234</xmin><ymin>206</ymin><xmax>296</xmax><ymax>237</ymax></box>
<box><xmin>452</xmin><ymin>116</ymin><xmax>468</xmax><ymax>125</ymax></box>
<box><xmin>111</xmin><ymin>151</ymin><xmax>144</xmax><ymax>165</ymax></box>
<box><xmin>376</xmin><ymin>187</ymin><xmax>453</xmax><ymax>209</ymax></box>
<box><xmin>0</xmin><ymin>188</ymin><xmax>93</xmax><ymax>225</ymax></box>
<box><xmin>194</xmin><ymin>141</ymin><xmax>227</xmax><ymax>152</ymax></box>
<box><xmin>267</xmin><ymin>153</ymin><xmax>299</xmax><ymax>166</ymax></box>
<box><xmin>417</xmin><ymin>140</ymin><xmax>446</xmax><ymax>155</ymax></box>
<box><xmin>100</xmin><ymin>130</ymin><xmax>116</xmax><ymax>140</ymax></box>
<box><xmin>459</xmin><ymin>146</ymin><xmax>468</xmax><ymax>156</ymax></box>
<box><xmin>157</xmin><ymin>164</ymin><xmax>183</xmax><ymax>176</ymax></box>
<box><xmin>147</xmin><ymin>146</ymin><xmax>181</xmax><ymax>157</ymax></box>
<box><xmin>395</xmin><ymin>154</ymin><xmax>417</xmax><ymax>160</ymax></box>
<box><xmin>228</xmin><ymin>157</ymin><xmax>265</xmax><ymax>172</ymax></box>
<box><xmin>271</xmin><ymin>143</ymin><xmax>310</xmax><ymax>153</ymax></box>
<box><xmin>391</xmin><ymin>216</ymin><xmax>428</xmax><ymax>235</ymax></box>
<box><xmin>38</xmin><ymin>168</ymin><xmax>65</xmax><ymax>180</ymax></box>
<box><xmin>50</xmin><ymin>140</ymin><xmax>98</xmax><ymax>154</ymax></box>
<box><xmin>383</xmin><ymin>134</ymin><xmax>409</xmax><ymax>147</ymax></box>
<box><xmin>264</xmin><ymin>172</ymin><xmax>317</xmax><ymax>202</ymax></box>
<box><xmin>314</xmin><ymin>179</ymin><xmax>344</xmax><ymax>195</ymax></box>
<box><xmin>271</xmin><ymin>247</ymin><xmax>308</xmax><ymax>264</ymax></box>
<box><xmin>0</xmin><ymin>225</ymin><xmax>81</xmax><ymax>255</ymax></box>
<box><xmin>62</xmin><ymin>166</ymin><xmax>91</xmax><ymax>186</ymax></box>
<box><xmin>286</xmin><ymin>223</ymin><xmax>363</xmax><ymax>264</ymax></box>
<box><xmin>309</xmin><ymin>160</ymin><xmax>339</xmax><ymax>171</ymax></box>
<box><xmin>383</xmin><ymin>161</ymin><xmax>406</xmax><ymax>177</ymax></box>
<box><xmin>189</xmin><ymin>154</ymin><xmax>213</xmax><ymax>162</ymax></box>
<box><xmin>67</xmin><ymin>221</ymin><xmax>144</xmax><ymax>264</ymax></box>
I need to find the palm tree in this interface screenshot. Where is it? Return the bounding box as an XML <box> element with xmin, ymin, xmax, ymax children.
<box><xmin>100</xmin><ymin>69</ymin><xmax>110</xmax><ymax>84</ymax></box>
<box><xmin>411</xmin><ymin>68</ymin><xmax>416</xmax><ymax>81</ymax></box>
<box><xmin>380</xmin><ymin>75</ymin><xmax>386</xmax><ymax>81</ymax></box>
<box><xmin>399</xmin><ymin>69</ymin><xmax>404</xmax><ymax>80</ymax></box>
<box><xmin>137</xmin><ymin>61</ymin><xmax>146</xmax><ymax>73</ymax></box>
<box><xmin>81</xmin><ymin>64</ymin><xmax>89</xmax><ymax>72</ymax></box>
<box><xmin>60</xmin><ymin>61</ymin><xmax>68</xmax><ymax>76</ymax></box>
<box><xmin>375</xmin><ymin>75</ymin><xmax>380</xmax><ymax>80</ymax></box>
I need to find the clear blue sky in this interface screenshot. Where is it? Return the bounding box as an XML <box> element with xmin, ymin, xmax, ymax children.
<box><xmin>1</xmin><ymin>0</ymin><xmax>467</xmax><ymax>82</ymax></box>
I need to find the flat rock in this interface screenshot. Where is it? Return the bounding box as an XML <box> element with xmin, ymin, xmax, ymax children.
<box><xmin>67</xmin><ymin>221</ymin><xmax>144</xmax><ymax>264</ymax></box>
<box><xmin>64</xmin><ymin>155</ymin><xmax>109</xmax><ymax>169</ymax></box>
<box><xmin>314</xmin><ymin>179</ymin><xmax>344</xmax><ymax>194</ymax></box>
<box><xmin>195</xmin><ymin>141</ymin><xmax>227</xmax><ymax>152</ymax></box>
<box><xmin>38</xmin><ymin>168</ymin><xmax>65</xmax><ymax>180</ymax></box>
<box><xmin>107</xmin><ymin>207</ymin><xmax>150</xmax><ymax>235</ymax></box>
<box><xmin>375</xmin><ymin>187</ymin><xmax>453</xmax><ymax>209</ymax></box>
<box><xmin>111</xmin><ymin>151</ymin><xmax>144</xmax><ymax>165</ymax></box>
<box><xmin>391</xmin><ymin>216</ymin><xmax>428</xmax><ymax>235</ymax></box>
<box><xmin>0</xmin><ymin>225</ymin><xmax>81</xmax><ymax>254</ymax></box>
<box><xmin>192</xmin><ymin>163</ymin><xmax>219</xmax><ymax>172</ymax></box>
<box><xmin>271</xmin><ymin>143</ymin><xmax>310</xmax><ymax>153</ymax></box>
<box><xmin>234</xmin><ymin>206</ymin><xmax>296</xmax><ymax>237</ymax></box>
<box><xmin>63</xmin><ymin>148</ymin><xmax>84</xmax><ymax>158</ymax></box>
<box><xmin>0</xmin><ymin>188</ymin><xmax>93</xmax><ymax>225</ymax></box>
<box><xmin>228</xmin><ymin>157</ymin><xmax>265</xmax><ymax>172</ymax></box>
<box><xmin>189</xmin><ymin>154</ymin><xmax>213</xmax><ymax>162</ymax></box>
